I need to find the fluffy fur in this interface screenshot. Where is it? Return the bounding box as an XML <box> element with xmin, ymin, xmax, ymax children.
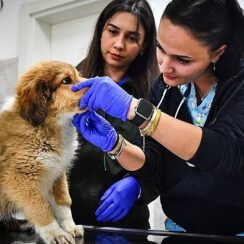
<box><xmin>0</xmin><ymin>60</ymin><xmax>86</xmax><ymax>244</ymax></box>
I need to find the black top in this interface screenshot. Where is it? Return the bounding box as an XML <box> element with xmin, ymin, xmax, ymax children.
<box><xmin>132</xmin><ymin>64</ymin><xmax>244</xmax><ymax>234</ymax></box>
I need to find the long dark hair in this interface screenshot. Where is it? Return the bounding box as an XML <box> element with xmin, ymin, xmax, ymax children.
<box><xmin>77</xmin><ymin>0</ymin><xmax>159</xmax><ymax>97</ymax></box>
<box><xmin>0</xmin><ymin>0</ymin><xmax>3</xmax><ymax>11</ymax></box>
<box><xmin>162</xmin><ymin>0</ymin><xmax>244</xmax><ymax>82</ymax></box>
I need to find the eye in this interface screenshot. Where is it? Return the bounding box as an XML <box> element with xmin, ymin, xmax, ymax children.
<box><xmin>62</xmin><ymin>77</ymin><xmax>72</xmax><ymax>84</ymax></box>
<box><xmin>177</xmin><ymin>57</ymin><xmax>191</xmax><ymax>64</ymax></box>
<box><xmin>156</xmin><ymin>41</ymin><xmax>164</xmax><ymax>52</ymax></box>
<box><xmin>156</xmin><ymin>41</ymin><xmax>167</xmax><ymax>56</ymax></box>
<box><xmin>108</xmin><ymin>29</ymin><xmax>118</xmax><ymax>35</ymax></box>
<box><xmin>127</xmin><ymin>33</ymin><xmax>139</xmax><ymax>43</ymax></box>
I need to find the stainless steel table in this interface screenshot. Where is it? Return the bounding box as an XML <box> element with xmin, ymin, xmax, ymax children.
<box><xmin>0</xmin><ymin>225</ymin><xmax>244</xmax><ymax>243</ymax></box>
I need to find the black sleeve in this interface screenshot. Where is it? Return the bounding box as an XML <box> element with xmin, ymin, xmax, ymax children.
<box><xmin>190</xmin><ymin>77</ymin><xmax>244</xmax><ymax>173</ymax></box>
<box><xmin>190</xmin><ymin>96</ymin><xmax>244</xmax><ymax>173</ymax></box>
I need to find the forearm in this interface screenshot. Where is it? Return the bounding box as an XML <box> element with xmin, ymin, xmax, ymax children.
<box><xmin>127</xmin><ymin>98</ymin><xmax>202</xmax><ymax>161</ymax></box>
<box><xmin>116</xmin><ymin>139</ymin><xmax>145</xmax><ymax>171</ymax></box>
<box><xmin>152</xmin><ymin>112</ymin><xmax>202</xmax><ymax>160</ymax></box>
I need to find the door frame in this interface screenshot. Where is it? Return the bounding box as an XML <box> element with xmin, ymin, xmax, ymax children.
<box><xmin>18</xmin><ymin>0</ymin><xmax>110</xmax><ymax>74</ymax></box>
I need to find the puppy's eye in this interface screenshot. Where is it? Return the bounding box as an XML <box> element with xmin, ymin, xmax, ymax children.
<box><xmin>62</xmin><ymin>77</ymin><xmax>72</xmax><ymax>84</ymax></box>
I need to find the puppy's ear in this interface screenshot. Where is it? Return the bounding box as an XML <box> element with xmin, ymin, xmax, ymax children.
<box><xmin>18</xmin><ymin>80</ymin><xmax>52</xmax><ymax>126</ymax></box>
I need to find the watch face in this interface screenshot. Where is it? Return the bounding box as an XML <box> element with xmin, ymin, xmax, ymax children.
<box><xmin>136</xmin><ymin>99</ymin><xmax>154</xmax><ymax>120</ymax></box>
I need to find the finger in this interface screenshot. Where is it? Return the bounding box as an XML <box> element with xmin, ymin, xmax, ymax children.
<box><xmin>112</xmin><ymin>209</ymin><xmax>128</xmax><ymax>223</ymax></box>
<box><xmin>72</xmin><ymin>114</ymin><xmax>83</xmax><ymax>129</ymax></box>
<box><xmin>72</xmin><ymin>111</ymin><xmax>89</xmax><ymax>125</ymax></box>
<box><xmin>73</xmin><ymin>112</ymin><xmax>90</xmax><ymax>133</ymax></box>
<box><xmin>89</xmin><ymin>111</ymin><xmax>104</xmax><ymax>123</ymax></box>
<box><xmin>100</xmin><ymin>185</ymin><xmax>114</xmax><ymax>202</ymax></box>
<box><xmin>72</xmin><ymin>78</ymin><xmax>96</xmax><ymax>92</ymax></box>
<box><xmin>87</xmin><ymin>91</ymin><xmax>99</xmax><ymax>111</ymax></box>
<box><xmin>79</xmin><ymin>87</ymin><xmax>94</xmax><ymax>110</ymax></box>
<box><xmin>95</xmin><ymin>195</ymin><xmax>114</xmax><ymax>216</ymax></box>
<box><xmin>72</xmin><ymin>113</ymin><xmax>81</xmax><ymax>125</ymax></box>
<box><xmin>104</xmin><ymin>207</ymin><xmax>124</xmax><ymax>223</ymax></box>
<box><xmin>96</xmin><ymin>203</ymin><xmax>114</xmax><ymax>222</ymax></box>
<box><xmin>96</xmin><ymin>202</ymin><xmax>119</xmax><ymax>222</ymax></box>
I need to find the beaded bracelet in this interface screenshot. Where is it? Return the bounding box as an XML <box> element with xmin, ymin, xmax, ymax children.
<box><xmin>139</xmin><ymin>108</ymin><xmax>161</xmax><ymax>137</ymax></box>
<box><xmin>107</xmin><ymin>134</ymin><xmax>126</xmax><ymax>160</ymax></box>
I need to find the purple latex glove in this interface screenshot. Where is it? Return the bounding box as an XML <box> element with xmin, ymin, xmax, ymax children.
<box><xmin>72</xmin><ymin>111</ymin><xmax>117</xmax><ymax>152</ymax></box>
<box><xmin>72</xmin><ymin>76</ymin><xmax>133</xmax><ymax>121</ymax></box>
<box><xmin>95</xmin><ymin>176</ymin><xmax>141</xmax><ymax>223</ymax></box>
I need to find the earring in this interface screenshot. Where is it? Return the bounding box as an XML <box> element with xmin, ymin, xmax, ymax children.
<box><xmin>140</xmin><ymin>50</ymin><xmax>144</xmax><ymax>56</ymax></box>
<box><xmin>213</xmin><ymin>62</ymin><xmax>216</xmax><ymax>71</ymax></box>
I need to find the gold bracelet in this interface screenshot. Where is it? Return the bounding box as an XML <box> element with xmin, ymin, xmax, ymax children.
<box><xmin>139</xmin><ymin>108</ymin><xmax>161</xmax><ymax>136</ymax></box>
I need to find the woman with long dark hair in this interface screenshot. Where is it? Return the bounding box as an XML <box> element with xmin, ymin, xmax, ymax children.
<box><xmin>70</xmin><ymin>0</ymin><xmax>159</xmax><ymax>229</ymax></box>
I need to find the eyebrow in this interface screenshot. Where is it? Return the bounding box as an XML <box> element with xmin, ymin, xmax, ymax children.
<box><xmin>107</xmin><ymin>23</ymin><xmax>141</xmax><ymax>36</ymax></box>
<box><xmin>156</xmin><ymin>40</ymin><xmax>192</xmax><ymax>60</ymax></box>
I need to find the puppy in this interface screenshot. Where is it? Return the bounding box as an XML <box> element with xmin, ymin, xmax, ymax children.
<box><xmin>0</xmin><ymin>60</ymin><xmax>86</xmax><ymax>244</ymax></box>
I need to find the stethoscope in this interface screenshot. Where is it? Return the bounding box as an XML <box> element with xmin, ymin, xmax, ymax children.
<box><xmin>157</xmin><ymin>82</ymin><xmax>192</xmax><ymax>118</ymax></box>
<box><xmin>155</xmin><ymin>82</ymin><xmax>196</xmax><ymax>167</ymax></box>
<box><xmin>141</xmin><ymin>82</ymin><xmax>192</xmax><ymax>151</ymax></box>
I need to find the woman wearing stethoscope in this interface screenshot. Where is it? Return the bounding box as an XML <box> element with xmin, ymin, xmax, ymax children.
<box><xmin>72</xmin><ymin>0</ymin><xmax>244</xmax><ymax>235</ymax></box>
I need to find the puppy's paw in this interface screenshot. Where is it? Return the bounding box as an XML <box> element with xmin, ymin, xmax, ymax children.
<box><xmin>46</xmin><ymin>232</ymin><xmax>75</xmax><ymax>244</ymax></box>
<box><xmin>72</xmin><ymin>224</ymin><xmax>84</xmax><ymax>238</ymax></box>
<box><xmin>60</xmin><ymin>219</ymin><xmax>84</xmax><ymax>238</ymax></box>
<box><xmin>37</xmin><ymin>221</ymin><xmax>76</xmax><ymax>244</ymax></box>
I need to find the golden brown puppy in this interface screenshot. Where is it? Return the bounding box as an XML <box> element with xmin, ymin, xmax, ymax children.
<box><xmin>0</xmin><ymin>60</ymin><xmax>86</xmax><ymax>244</ymax></box>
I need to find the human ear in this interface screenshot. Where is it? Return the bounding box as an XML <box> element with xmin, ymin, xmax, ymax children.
<box><xmin>211</xmin><ymin>44</ymin><xmax>227</xmax><ymax>63</ymax></box>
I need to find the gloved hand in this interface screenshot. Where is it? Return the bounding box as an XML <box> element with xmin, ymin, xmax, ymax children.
<box><xmin>95</xmin><ymin>176</ymin><xmax>141</xmax><ymax>223</ymax></box>
<box><xmin>72</xmin><ymin>76</ymin><xmax>133</xmax><ymax>121</ymax></box>
<box><xmin>72</xmin><ymin>111</ymin><xmax>117</xmax><ymax>152</ymax></box>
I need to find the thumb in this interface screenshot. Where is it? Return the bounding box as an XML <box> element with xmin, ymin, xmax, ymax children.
<box><xmin>72</xmin><ymin>111</ymin><xmax>90</xmax><ymax>131</ymax></box>
<box><xmin>100</xmin><ymin>184</ymin><xmax>115</xmax><ymax>202</ymax></box>
<box><xmin>72</xmin><ymin>113</ymin><xmax>84</xmax><ymax>129</ymax></box>
<box><xmin>89</xmin><ymin>111</ymin><xmax>102</xmax><ymax>122</ymax></box>
<box><xmin>72</xmin><ymin>113</ymin><xmax>81</xmax><ymax>125</ymax></box>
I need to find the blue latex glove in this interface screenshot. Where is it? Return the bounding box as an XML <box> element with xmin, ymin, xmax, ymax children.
<box><xmin>72</xmin><ymin>111</ymin><xmax>117</xmax><ymax>152</ymax></box>
<box><xmin>72</xmin><ymin>76</ymin><xmax>133</xmax><ymax>121</ymax></box>
<box><xmin>95</xmin><ymin>176</ymin><xmax>141</xmax><ymax>223</ymax></box>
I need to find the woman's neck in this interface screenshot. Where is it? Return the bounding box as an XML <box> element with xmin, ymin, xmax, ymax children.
<box><xmin>194</xmin><ymin>72</ymin><xmax>217</xmax><ymax>99</ymax></box>
<box><xmin>104</xmin><ymin>66</ymin><xmax>128</xmax><ymax>83</ymax></box>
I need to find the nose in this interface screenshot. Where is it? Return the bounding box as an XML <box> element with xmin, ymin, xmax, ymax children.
<box><xmin>114</xmin><ymin>35</ymin><xmax>125</xmax><ymax>51</ymax></box>
<box><xmin>158</xmin><ymin>55</ymin><xmax>174</xmax><ymax>73</ymax></box>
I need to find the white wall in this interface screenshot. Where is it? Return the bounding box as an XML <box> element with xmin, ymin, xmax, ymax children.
<box><xmin>0</xmin><ymin>0</ymin><xmax>37</xmax><ymax>106</ymax></box>
<box><xmin>0</xmin><ymin>0</ymin><xmax>32</xmax><ymax>60</ymax></box>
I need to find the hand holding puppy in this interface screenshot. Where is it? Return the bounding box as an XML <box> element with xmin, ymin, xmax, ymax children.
<box><xmin>72</xmin><ymin>76</ymin><xmax>133</xmax><ymax>121</ymax></box>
